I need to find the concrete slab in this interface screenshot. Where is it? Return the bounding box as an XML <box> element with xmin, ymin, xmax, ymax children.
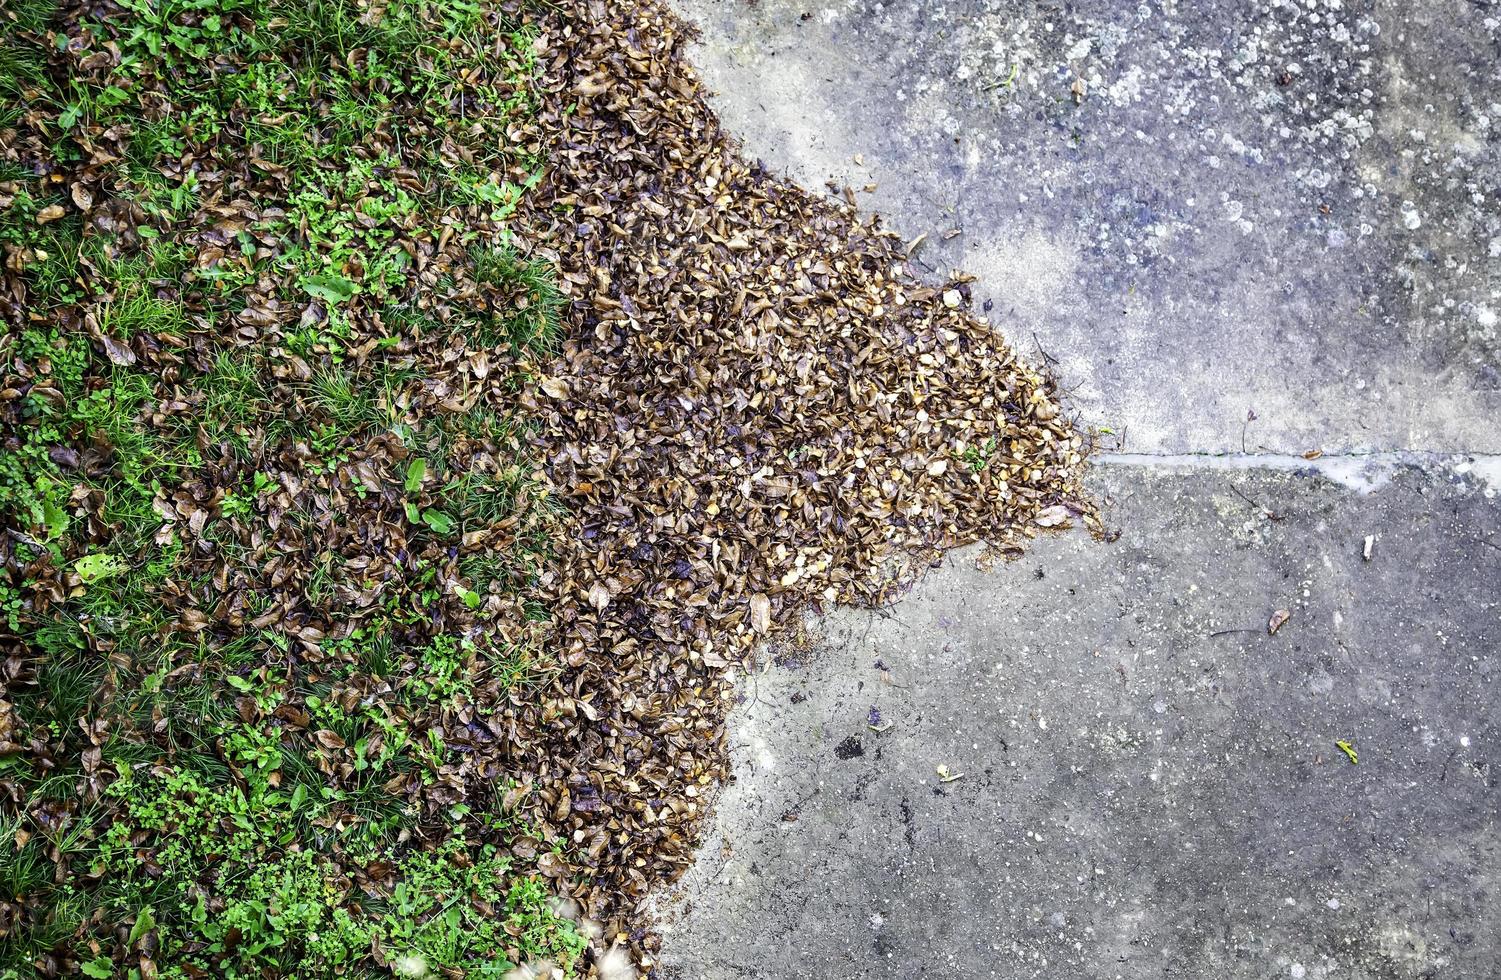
<box><xmin>674</xmin><ymin>0</ymin><xmax>1501</xmax><ymax>454</ymax></box>
<box><xmin>652</xmin><ymin>2</ymin><xmax>1501</xmax><ymax>976</ymax></box>
<box><xmin>654</xmin><ymin>462</ymin><xmax>1501</xmax><ymax>979</ymax></box>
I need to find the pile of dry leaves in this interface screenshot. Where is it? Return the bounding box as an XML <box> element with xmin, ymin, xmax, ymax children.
<box><xmin>501</xmin><ymin>0</ymin><xmax>1094</xmax><ymax>966</ymax></box>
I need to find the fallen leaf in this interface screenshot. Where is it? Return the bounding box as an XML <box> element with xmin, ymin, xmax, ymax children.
<box><xmin>1268</xmin><ymin>609</ymin><xmax>1291</xmax><ymax>635</ymax></box>
<box><xmin>101</xmin><ymin>335</ymin><xmax>137</xmax><ymax>366</ymax></box>
<box><xmin>314</xmin><ymin>730</ymin><xmax>347</xmax><ymax>750</ymax></box>
<box><xmin>301</xmin><ymin>271</ymin><xmax>358</xmax><ymax>304</ymax></box>
<box><xmin>0</xmin><ymin>0</ymin><xmax>1099</xmax><ymax>949</ymax></box>
<box><xmin>74</xmin><ymin>553</ymin><xmax>128</xmax><ymax>583</ymax></box>
<box><xmin>1034</xmin><ymin>504</ymin><xmax>1071</xmax><ymax>527</ymax></box>
<box><xmin>749</xmin><ymin>592</ymin><xmax>770</xmax><ymax>633</ymax></box>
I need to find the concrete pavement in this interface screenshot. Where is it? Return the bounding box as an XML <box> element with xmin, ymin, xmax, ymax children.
<box><xmin>655</xmin><ymin>2</ymin><xmax>1501</xmax><ymax>977</ymax></box>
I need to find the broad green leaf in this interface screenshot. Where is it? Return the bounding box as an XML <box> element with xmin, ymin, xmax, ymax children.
<box><xmin>301</xmin><ymin>272</ymin><xmax>358</xmax><ymax>305</ymax></box>
<box><xmin>128</xmin><ymin>907</ymin><xmax>155</xmax><ymax>947</ymax></box>
<box><xmin>404</xmin><ymin>458</ymin><xmax>427</xmax><ymax>493</ymax></box>
<box><xmin>82</xmin><ymin>959</ymin><xmax>113</xmax><ymax>978</ymax></box>
<box><xmin>421</xmin><ymin>509</ymin><xmax>454</xmax><ymax>535</ymax></box>
<box><xmin>41</xmin><ymin>499</ymin><xmax>70</xmax><ymax>541</ymax></box>
<box><xmin>74</xmin><ymin>552</ymin><xmax>128</xmax><ymax>583</ymax></box>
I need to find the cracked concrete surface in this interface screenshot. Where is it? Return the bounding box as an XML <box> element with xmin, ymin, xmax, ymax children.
<box><xmin>653</xmin><ymin>1</ymin><xmax>1501</xmax><ymax>978</ymax></box>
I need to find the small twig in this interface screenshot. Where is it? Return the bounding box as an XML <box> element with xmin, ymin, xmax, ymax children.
<box><xmin>1229</xmin><ymin>485</ymin><xmax>1266</xmax><ymax>512</ymax></box>
<box><xmin>1229</xmin><ymin>485</ymin><xmax>1283</xmax><ymax>521</ymax></box>
<box><xmin>869</xmin><ymin>606</ymin><xmax>912</xmax><ymax>632</ymax></box>
<box><xmin>1209</xmin><ymin>627</ymin><xmax>1261</xmax><ymax>638</ymax></box>
<box><xmin>1031</xmin><ymin>330</ymin><xmax>1059</xmax><ymax>367</ymax></box>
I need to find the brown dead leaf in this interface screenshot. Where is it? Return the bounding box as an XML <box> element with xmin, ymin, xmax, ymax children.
<box><xmin>100</xmin><ymin>335</ymin><xmax>136</xmax><ymax>366</ymax></box>
<box><xmin>749</xmin><ymin>592</ymin><xmax>770</xmax><ymax>633</ymax></box>
<box><xmin>314</xmin><ymin>730</ymin><xmax>347</xmax><ymax>750</ymax></box>
<box><xmin>1034</xmin><ymin>505</ymin><xmax>1071</xmax><ymax>528</ymax></box>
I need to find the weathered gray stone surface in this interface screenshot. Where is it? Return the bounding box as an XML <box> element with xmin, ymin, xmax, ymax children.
<box><xmin>653</xmin><ymin>1</ymin><xmax>1501</xmax><ymax>977</ymax></box>
<box><xmin>674</xmin><ymin>0</ymin><xmax>1501</xmax><ymax>455</ymax></box>
<box><xmin>655</xmin><ymin>464</ymin><xmax>1501</xmax><ymax>979</ymax></box>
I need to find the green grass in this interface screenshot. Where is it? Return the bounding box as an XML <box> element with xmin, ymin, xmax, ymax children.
<box><xmin>0</xmin><ymin>0</ymin><xmax>577</xmax><ymax>974</ymax></box>
<box><xmin>471</xmin><ymin>244</ymin><xmax>565</xmax><ymax>353</ymax></box>
<box><xmin>49</xmin><ymin>765</ymin><xmax>589</xmax><ymax>978</ymax></box>
<box><xmin>97</xmin><ymin>286</ymin><xmax>186</xmax><ymax>339</ymax></box>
